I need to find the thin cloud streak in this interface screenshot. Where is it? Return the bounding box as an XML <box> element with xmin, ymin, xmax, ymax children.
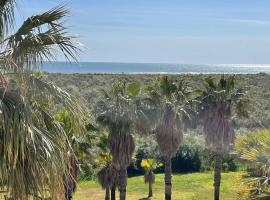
<box><xmin>216</xmin><ymin>18</ymin><xmax>270</xmax><ymax>26</ymax></box>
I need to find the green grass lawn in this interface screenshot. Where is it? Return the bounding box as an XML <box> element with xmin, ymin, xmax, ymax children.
<box><xmin>74</xmin><ymin>172</ymin><xmax>243</xmax><ymax>200</ymax></box>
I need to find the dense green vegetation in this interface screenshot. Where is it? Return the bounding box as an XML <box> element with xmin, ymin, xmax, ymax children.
<box><xmin>47</xmin><ymin>73</ymin><xmax>270</xmax><ymax>130</ymax></box>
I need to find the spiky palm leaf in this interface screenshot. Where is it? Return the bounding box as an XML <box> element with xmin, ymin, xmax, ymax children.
<box><xmin>4</xmin><ymin>5</ymin><xmax>78</xmax><ymax>69</ymax></box>
<box><xmin>235</xmin><ymin>130</ymin><xmax>270</xmax><ymax>199</ymax></box>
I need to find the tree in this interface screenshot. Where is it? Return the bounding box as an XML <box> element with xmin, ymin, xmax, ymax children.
<box><xmin>96</xmin><ymin>81</ymin><xmax>142</xmax><ymax>200</ymax></box>
<box><xmin>145</xmin><ymin>76</ymin><xmax>197</xmax><ymax>200</ymax></box>
<box><xmin>198</xmin><ymin>75</ymin><xmax>248</xmax><ymax>200</ymax></box>
<box><xmin>141</xmin><ymin>159</ymin><xmax>162</xmax><ymax>197</ymax></box>
<box><xmin>0</xmin><ymin>2</ymin><xmax>86</xmax><ymax>199</ymax></box>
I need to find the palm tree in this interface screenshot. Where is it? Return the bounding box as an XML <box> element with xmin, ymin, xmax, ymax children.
<box><xmin>198</xmin><ymin>75</ymin><xmax>248</xmax><ymax>200</ymax></box>
<box><xmin>0</xmin><ymin>2</ymin><xmax>86</xmax><ymax>199</ymax></box>
<box><xmin>141</xmin><ymin>159</ymin><xmax>162</xmax><ymax>197</ymax></box>
<box><xmin>97</xmin><ymin>161</ymin><xmax>119</xmax><ymax>200</ymax></box>
<box><xmin>96</xmin><ymin>81</ymin><xmax>142</xmax><ymax>200</ymax></box>
<box><xmin>146</xmin><ymin>76</ymin><xmax>197</xmax><ymax>200</ymax></box>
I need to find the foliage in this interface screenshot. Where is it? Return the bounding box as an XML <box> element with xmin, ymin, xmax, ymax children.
<box><xmin>55</xmin><ymin>110</ymin><xmax>96</xmax><ymax>181</ymax></box>
<box><xmin>95</xmin><ymin>154</ymin><xmax>112</xmax><ymax>167</ymax></box>
<box><xmin>48</xmin><ymin>73</ymin><xmax>270</xmax><ymax>130</ymax></box>
<box><xmin>141</xmin><ymin>159</ymin><xmax>163</xmax><ymax>171</ymax></box>
<box><xmin>235</xmin><ymin>130</ymin><xmax>270</xmax><ymax>199</ymax></box>
<box><xmin>172</xmin><ymin>144</ymin><xmax>201</xmax><ymax>173</ymax></box>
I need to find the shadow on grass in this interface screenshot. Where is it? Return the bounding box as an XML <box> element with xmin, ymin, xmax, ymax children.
<box><xmin>139</xmin><ymin>198</ymin><xmax>151</xmax><ymax>200</ymax></box>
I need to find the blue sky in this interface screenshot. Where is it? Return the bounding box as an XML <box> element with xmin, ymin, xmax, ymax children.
<box><xmin>21</xmin><ymin>0</ymin><xmax>270</xmax><ymax>64</ymax></box>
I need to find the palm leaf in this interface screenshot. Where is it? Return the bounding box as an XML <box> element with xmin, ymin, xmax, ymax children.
<box><xmin>5</xmin><ymin>5</ymin><xmax>78</xmax><ymax>69</ymax></box>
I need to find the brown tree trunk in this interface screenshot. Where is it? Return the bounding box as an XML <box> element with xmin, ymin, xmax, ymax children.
<box><xmin>148</xmin><ymin>182</ymin><xmax>153</xmax><ymax>197</ymax></box>
<box><xmin>111</xmin><ymin>185</ymin><xmax>116</xmax><ymax>200</ymax></box>
<box><xmin>105</xmin><ymin>187</ymin><xmax>110</xmax><ymax>200</ymax></box>
<box><xmin>119</xmin><ymin>168</ymin><xmax>127</xmax><ymax>200</ymax></box>
<box><xmin>214</xmin><ymin>154</ymin><xmax>222</xmax><ymax>200</ymax></box>
<box><xmin>164</xmin><ymin>158</ymin><xmax>172</xmax><ymax>200</ymax></box>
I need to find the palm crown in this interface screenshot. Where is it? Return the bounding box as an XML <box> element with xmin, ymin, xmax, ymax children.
<box><xmin>146</xmin><ymin>76</ymin><xmax>197</xmax><ymax>158</ymax></box>
<box><xmin>95</xmin><ymin>81</ymin><xmax>143</xmax><ymax>168</ymax></box>
<box><xmin>199</xmin><ymin>75</ymin><xmax>248</xmax><ymax>153</ymax></box>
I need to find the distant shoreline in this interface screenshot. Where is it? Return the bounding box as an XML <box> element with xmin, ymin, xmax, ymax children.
<box><xmin>42</xmin><ymin>62</ymin><xmax>270</xmax><ymax>74</ymax></box>
<box><xmin>45</xmin><ymin>72</ymin><xmax>270</xmax><ymax>75</ymax></box>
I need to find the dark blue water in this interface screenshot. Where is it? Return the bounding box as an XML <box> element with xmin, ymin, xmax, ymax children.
<box><xmin>42</xmin><ymin>62</ymin><xmax>270</xmax><ymax>74</ymax></box>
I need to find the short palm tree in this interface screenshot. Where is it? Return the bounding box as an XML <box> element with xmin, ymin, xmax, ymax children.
<box><xmin>97</xmin><ymin>166</ymin><xmax>112</xmax><ymax>200</ymax></box>
<box><xmin>141</xmin><ymin>159</ymin><xmax>162</xmax><ymax>197</ymax></box>
<box><xmin>146</xmin><ymin>76</ymin><xmax>197</xmax><ymax>200</ymax></box>
<box><xmin>96</xmin><ymin>155</ymin><xmax>119</xmax><ymax>200</ymax></box>
<box><xmin>96</xmin><ymin>81</ymin><xmax>142</xmax><ymax>200</ymax></box>
<box><xmin>0</xmin><ymin>2</ymin><xmax>86</xmax><ymax>199</ymax></box>
<box><xmin>198</xmin><ymin>75</ymin><xmax>248</xmax><ymax>200</ymax></box>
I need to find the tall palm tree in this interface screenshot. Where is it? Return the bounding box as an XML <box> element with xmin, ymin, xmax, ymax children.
<box><xmin>96</xmin><ymin>81</ymin><xmax>142</xmax><ymax>200</ymax></box>
<box><xmin>0</xmin><ymin>2</ymin><xmax>86</xmax><ymax>199</ymax></box>
<box><xmin>146</xmin><ymin>76</ymin><xmax>197</xmax><ymax>200</ymax></box>
<box><xmin>198</xmin><ymin>75</ymin><xmax>248</xmax><ymax>200</ymax></box>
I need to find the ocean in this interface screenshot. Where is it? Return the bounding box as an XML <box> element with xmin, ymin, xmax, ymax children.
<box><xmin>42</xmin><ymin>62</ymin><xmax>270</xmax><ymax>74</ymax></box>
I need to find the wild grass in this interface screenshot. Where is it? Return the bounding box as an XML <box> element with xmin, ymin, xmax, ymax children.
<box><xmin>74</xmin><ymin>172</ymin><xmax>243</xmax><ymax>200</ymax></box>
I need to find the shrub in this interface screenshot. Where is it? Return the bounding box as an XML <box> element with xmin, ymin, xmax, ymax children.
<box><xmin>171</xmin><ymin>144</ymin><xmax>201</xmax><ymax>173</ymax></box>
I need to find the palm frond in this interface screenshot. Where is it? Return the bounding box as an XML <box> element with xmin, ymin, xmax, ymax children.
<box><xmin>0</xmin><ymin>84</ymin><xmax>70</xmax><ymax>199</ymax></box>
<box><xmin>5</xmin><ymin>5</ymin><xmax>78</xmax><ymax>69</ymax></box>
<box><xmin>16</xmin><ymin>5</ymin><xmax>69</xmax><ymax>36</ymax></box>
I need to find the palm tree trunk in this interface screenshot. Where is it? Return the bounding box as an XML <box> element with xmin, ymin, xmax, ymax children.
<box><xmin>214</xmin><ymin>154</ymin><xmax>222</xmax><ymax>200</ymax></box>
<box><xmin>119</xmin><ymin>168</ymin><xmax>127</xmax><ymax>200</ymax></box>
<box><xmin>105</xmin><ymin>187</ymin><xmax>110</xmax><ymax>200</ymax></box>
<box><xmin>111</xmin><ymin>185</ymin><xmax>116</xmax><ymax>200</ymax></box>
<box><xmin>164</xmin><ymin>157</ymin><xmax>172</xmax><ymax>200</ymax></box>
<box><xmin>148</xmin><ymin>182</ymin><xmax>153</xmax><ymax>197</ymax></box>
